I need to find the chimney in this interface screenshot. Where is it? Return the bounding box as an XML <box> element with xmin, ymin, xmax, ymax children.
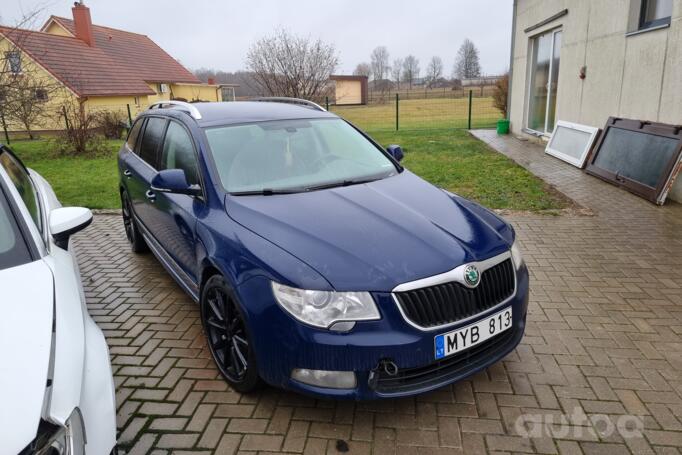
<box><xmin>207</xmin><ymin>77</ymin><xmax>216</xmax><ymax>85</ymax></box>
<box><xmin>72</xmin><ymin>2</ymin><xmax>95</xmax><ymax>47</ymax></box>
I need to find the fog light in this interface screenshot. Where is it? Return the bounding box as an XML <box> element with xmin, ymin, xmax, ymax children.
<box><xmin>291</xmin><ymin>368</ymin><xmax>357</xmax><ymax>389</ymax></box>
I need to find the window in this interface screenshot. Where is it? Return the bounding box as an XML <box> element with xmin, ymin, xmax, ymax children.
<box><xmin>221</xmin><ymin>86</ymin><xmax>236</xmax><ymax>102</ymax></box>
<box><xmin>35</xmin><ymin>89</ymin><xmax>48</xmax><ymax>102</ymax></box>
<box><xmin>0</xmin><ymin>186</ymin><xmax>32</xmax><ymax>270</ymax></box>
<box><xmin>126</xmin><ymin>119</ymin><xmax>143</xmax><ymax>151</ymax></box>
<box><xmin>640</xmin><ymin>0</ymin><xmax>672</xmax><ymax>29</ymax></box>
<box><xmin>5</xmin><ymin>51</ymin><xmax>21</xmax><ymax>74</ymax></box>
<box><xmin>0</xmin><ymin>150</ymin><xmax>42</xmax><ymax>232</ymax></box>
<box><xmin>158</xmin><ymin>83</ymin><xmax>169</xmax><ymax>94</ymax></box>
<box><xmin>137</xmin><ymin>117</ymin><xmax>166</xmax><ymax>168</ymax></box>
<box><xmin>527</xmin><ymin>29</ymin><xmax>562</xmax><ymax>134</ymax></box>
<box><xmin>160</xmin><ymin>121</ymin><xmax>199</xmax><ymax>186</ymax></box>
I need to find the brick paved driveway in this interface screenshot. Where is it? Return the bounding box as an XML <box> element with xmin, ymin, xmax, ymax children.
<box><xmin>74</xmin><ymin>132</ymin><xmax>682</xmax><ymax>454</ymax></box>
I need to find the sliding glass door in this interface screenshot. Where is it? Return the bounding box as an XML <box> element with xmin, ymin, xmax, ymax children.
<box><xmin>528</xmin><ymin>29</ymin><xmax>562</xmax><ymax>134</ymax></box>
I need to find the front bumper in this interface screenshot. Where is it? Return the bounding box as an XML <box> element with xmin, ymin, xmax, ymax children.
<box><xmin>237</xmin><ymin>265</ymin><xmax>529</xmax><ymax>400</ymax></box>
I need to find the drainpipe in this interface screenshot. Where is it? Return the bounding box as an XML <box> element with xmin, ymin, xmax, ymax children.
<box><xmin>507</xmin><ymin>0</ymin><xmax>517</xmax><ymax>122</ymax></box>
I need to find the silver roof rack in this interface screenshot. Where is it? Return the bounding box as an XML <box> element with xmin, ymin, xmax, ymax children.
<box><xmin>253</xmin><ymin>97</ymin><xmax>326</xmax><ymax>112</ymax></box>
<box><xmin>148</xmin><ymin>100</ymin><xmax>203</xmax><ymax>120</ymax></box>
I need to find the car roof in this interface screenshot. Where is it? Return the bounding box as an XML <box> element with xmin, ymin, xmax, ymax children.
<box><xmin>143</xmin><ymin>101</ymin><xmax>339</xmax><ymax>127</ymax></box>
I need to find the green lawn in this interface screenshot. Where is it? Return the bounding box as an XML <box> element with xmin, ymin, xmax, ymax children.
<box><xmin>8</xmin><ymin>129</ymin><xmax>568</xmax><ymax>211</ymax></box>
<box><xmin>331</xmin><ymin>97</ymin><xmax>502</xmax><ymax>131</ymax></box>
<box><xmin>10</xmin><ymin>139</ymin><xmax>123</xmax><ymax>209</ymax></box>
<box><xmin>369</xmin><ymin>129</ymin><xmax>569</xmax><ymax>211</ymax></box>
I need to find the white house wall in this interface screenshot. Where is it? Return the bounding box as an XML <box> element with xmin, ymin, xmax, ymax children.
<box><xmin>509</xmin><ymin>0</ymin><xmax>682</xmax><ymax>202</ymax></box>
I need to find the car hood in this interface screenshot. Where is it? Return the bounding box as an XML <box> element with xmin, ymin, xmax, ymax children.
<box><xmin>0</xmin><ymin>260</ymin><xmax>55</xmax><ymax>454</ymax></box>
<box><xmin>225</xmin><ymin>171</ymin><xmax>511</xmax><ymax>291</ymax></box>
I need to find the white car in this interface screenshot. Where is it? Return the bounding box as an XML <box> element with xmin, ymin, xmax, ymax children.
<box><xmin>0</xmin><ymin>146</ymin><xmax>117</xmax><ymax>455</ymax></box>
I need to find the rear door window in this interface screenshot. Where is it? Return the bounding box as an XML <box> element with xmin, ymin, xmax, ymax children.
<box><xmin>126</xmin><ymin>119</ymin><xmax>144</xmax><ymax>152</ymax></box>
<box><xmin>0</xmin><ymin>186</ymin><xmax>32</xmax><ymax>270</ymax></box>
<box><xmin>0</xmin><ymin>151</ymin><xmax>42</xmax><ymax>233</ymax></box>
<box><xmin>137</xmin><ymin>117</ymin><xmax>167</xmax><ymax>168</ymax></box>
<box><xmin>160</xmin><ymin>121</ymin><xmax>200</xmax><ymax>186</ymax></box>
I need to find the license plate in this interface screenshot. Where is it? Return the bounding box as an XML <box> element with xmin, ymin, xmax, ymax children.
<box><xmin>434</xmin><ymin>307</ymin><xmax>512</xmax><ymax>359</ymax></box>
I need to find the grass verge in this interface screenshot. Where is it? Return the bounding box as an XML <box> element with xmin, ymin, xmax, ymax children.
<box><xmin>370</xmin><ymin>129</ymin><xmax>569</xmax><ymax>211</ymax></box>
<box><xmin>10</xmin><ymin>139</ymin><xmax>123</xmax><ymax>209</ymax></box>
<box><xmin>331</xmin><ymin>97</ymin><xmax>501</xmax><ymax>131</ymax></box>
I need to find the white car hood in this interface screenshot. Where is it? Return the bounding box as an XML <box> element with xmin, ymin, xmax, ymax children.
<box><xmin>0</xmin><ymin>260</ymin><xmax>54</xmax><ymax>454</ymax></box>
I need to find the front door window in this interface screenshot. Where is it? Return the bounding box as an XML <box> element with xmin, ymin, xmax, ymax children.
<box><xmin>528</xmin><ymin>29</ymin><xmax>562</xmax><ymax>135</ymax></box>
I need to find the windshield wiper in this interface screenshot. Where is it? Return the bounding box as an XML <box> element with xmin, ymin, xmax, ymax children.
<box><xmin>304</xmin><ymin>176</ymin><xmax>384</xmax><ymax>192</ymax></box>
<box><xmin>229</xmin><ymin>188</ymin><xmax>304</xmax><ymax>196</ymax></box>
<box><xmin>230</xmin><ymin>175</ymin><xmax>389</xmax><ymax>196</ymax></box>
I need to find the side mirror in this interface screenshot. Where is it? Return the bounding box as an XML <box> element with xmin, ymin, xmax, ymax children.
<box><xmin>151</xmin><ymin>169</ymin><xmax>201</xmax><ymax>196</ymax></box>
<box><xmin>50</xmin><ymin>207</ymin><xmax>93</xmax><ymax>249</ymax></box>
<box><xmin>386</xmin><ymin>144</ymin><xmax>404</xmax><ymax>162</ymax></box>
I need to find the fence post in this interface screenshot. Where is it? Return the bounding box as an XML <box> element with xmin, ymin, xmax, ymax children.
<box><xmin>0</xmin><ymin>111</ymin><xmax>10</xmax><ymax>145</ymax></box>
<box><xmin>467</xmin><ymin>90</ymin><xmax>473</xmax><ymax>130</ymax></box>
<box><xmin>126</xmin><ymin>103</ymin><xmax>133</xmax><ymax>126</ymax></box>
<box><xmin>325</xmin><ymin>96</ymin><xmax>329</xmax><ymax>111</ymax></box>
<box><xmin>395</xmin><ymin>93</ymin><xmax>399</xmax><ymax>131</ymax></box>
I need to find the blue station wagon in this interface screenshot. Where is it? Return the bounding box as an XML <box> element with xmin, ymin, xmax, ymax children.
<box><xmin>117</xmin><ymin>99</ymin><xmax>528</xmax><ymax>399</ymax></box>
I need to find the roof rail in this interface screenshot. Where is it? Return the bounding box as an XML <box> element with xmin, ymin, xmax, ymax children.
<box><xmin>253</xmin><ymin>97</ymin><xmax>326</xmax><ymax>112</ymax></box>
<box><xmin>148</xmin><ymin>100</ymin><xmax>202</xmax><ymax>120</ymax></box>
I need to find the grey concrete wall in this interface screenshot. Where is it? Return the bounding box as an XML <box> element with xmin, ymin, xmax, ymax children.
<box><xmin>509</xmin><ymin>0</ymin><xmax>682</xmax><ymax>202</ymax></box>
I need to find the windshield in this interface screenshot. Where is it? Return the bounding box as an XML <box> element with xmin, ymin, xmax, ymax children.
<box><xmin>204</xmin><ymin>118</ymin><xmax>398</xmax><ymax>193</ymax></box>
<box><xmin>0</xmin><ymin>185</ymin><xmax>32</xmax><ymax>270</ymax></box>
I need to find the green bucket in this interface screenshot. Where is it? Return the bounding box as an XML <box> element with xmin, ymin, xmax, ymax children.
<box><xmin>497</xmin><ymin>119</ymin><xmax>510</xmax><ymax>135</ymax></box>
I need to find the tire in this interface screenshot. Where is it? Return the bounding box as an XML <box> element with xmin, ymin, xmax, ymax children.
<box><xmin>200</xmin><ymin>274</ymin><xmax>262</xmax><ymax>393</ymax></box>
<box><xmin>121</xmin><ymin>190</ymin><xmax>148</xmax><ymax>253</ymax></box>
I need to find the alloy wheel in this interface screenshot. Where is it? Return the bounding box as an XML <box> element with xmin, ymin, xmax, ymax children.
<box><xmin>203</xmin><ymin>285</ymin><xmax>250</xmax><ymax>383</ymax></box>
<box><xmin>121</xmin><ymin>195</ymin><xmax>135</xmax><ymax>243</ymax></box>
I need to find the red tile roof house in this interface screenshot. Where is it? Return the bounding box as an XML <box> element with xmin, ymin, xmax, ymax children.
<box><xmin>0</xmin><ymin>1</ymin><xmax>221</xmax><ymax>136</ymax></box>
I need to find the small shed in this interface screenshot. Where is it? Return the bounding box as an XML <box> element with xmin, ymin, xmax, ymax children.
<box><xmin>330</xmin><ymin>75</ymin><xmax>368</xmax><ymax>105</ymax></box>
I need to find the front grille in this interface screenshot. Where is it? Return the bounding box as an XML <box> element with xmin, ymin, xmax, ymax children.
<box><xmin>395</xmin><ymin>258</ymin><xmax>515</xmax><ymax>329</ymax></box>
<box><xmin>374</xmin><ymin>326</ymin><xmax>517</xmax><ymax>394</ymax></box>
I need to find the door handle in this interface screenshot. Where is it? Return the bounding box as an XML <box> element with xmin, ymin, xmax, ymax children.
<box><xmin>145</xmin><ymin>189</ymin><xmax>156</xmax><ymax>202</ymax></box>
<box><xmin>123</xmin><ymin>169</ymin><xmax>132</xmax><ymax>177</ymax></box>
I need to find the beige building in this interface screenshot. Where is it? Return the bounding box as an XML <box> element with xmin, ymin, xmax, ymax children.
<box><xmin>509</xmin><ymin>0</ymin><xmax>681</xmax><ymax>136</ymax></box>
<box><xmin>508</xmin><ymin>0</ymin><xmax>681</xmax><ymax>199</ymax></box>
<box><xmin>330</xmin><ymin>75</ymin><xmax>368</xmax><ymax>105</ymax></box>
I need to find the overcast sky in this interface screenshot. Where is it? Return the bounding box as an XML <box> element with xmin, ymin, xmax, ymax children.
<box><xmin>2</xmin><ymin>0</ymin><xmax>513</xmax><ymax>76</ymax></box>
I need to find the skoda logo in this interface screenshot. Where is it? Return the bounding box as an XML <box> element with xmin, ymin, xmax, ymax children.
<box><xmin>463</xmin><ymin>264</ymin><xmax>481</xmax><ymax>288</ymax></box>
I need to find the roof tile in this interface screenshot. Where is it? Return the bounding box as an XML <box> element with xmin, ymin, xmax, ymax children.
<box><xmin>0</xmin><ymin>16</ymin><xmax>201</xmax><ymax>97</ymax></box>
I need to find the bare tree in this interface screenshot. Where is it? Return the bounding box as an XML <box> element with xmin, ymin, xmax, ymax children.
<box><xmin>4</xmin><ymin>75</ymin><xmax>59</xmax><ymax>139</ymax></box>
<box><xmin>425</xmin><ymin>56</ymin><xmax>443</xmax><ymax>88</ymax></box>
<box><xmin>453</xmin><ymin>38</ymin><xmax>482</xmax><ymax>80</ymax></box>
<box><xmin>1</xmin><ymin>9</ymin><xmax>47</xmax><ymax>141</ymax></box>
<box><xmin>245</xmin><ymin>29</ymin><xmax>338</xmax><ymax>102</ymax></box>
<box><xmin>353</xmin><ymin>62</ymin><xmax>371</xmax><ymax>78</ymax></box>
<box><xmin>193</xmin><ymin>68</ymin><xmax>266</xmax><ymax>97</ymax></box>
<box><xmin>1</xmin><ymin>10</ymin><xmax>68</xmax><ymax>141</ymax></box>
<box><xmin>370</xmin><ymin>46</ymin><xmax>390</xmax><ymax>82</ymax></box>
<box><xmin>402</xmin><ymin>55</ymin><xmax>420</xmax><ymax>89</ymax></box>
<box><xmin>0</xmin><ymin>11</ymin><xmax>43</xmax><ymax>95</ymax></box>
<box><xmin>50</xmin><ymin>91</ymin><xmax>108</xmax><ymax>157</ymax></box>
<box><xmin>391</xmin><ymin>58</ymin><xmax>403</xmax><ymax>88</ymax></box>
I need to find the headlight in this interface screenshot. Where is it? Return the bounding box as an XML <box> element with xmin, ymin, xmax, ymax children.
<box><xmin>511</xmin><ymin>240</ymin><xmax>525</xmax><ymax>270</ymax></box>
<box><xmin>271</xmin><ymin>282</ymin><xmax>380</xmax><ymax>329</ymax></box>
<box><xmin>25</xmin><ymin>410</ymin><xmax>85</xmax><ymax>455</ymax></box>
